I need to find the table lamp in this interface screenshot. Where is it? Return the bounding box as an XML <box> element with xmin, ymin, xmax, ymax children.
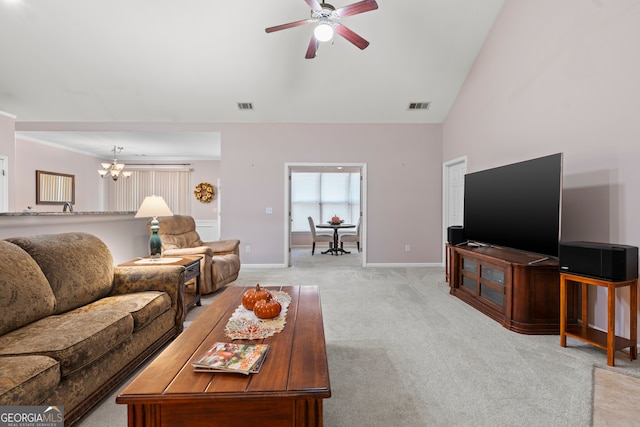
<box><xmin>135</xmin><ymin>195</ymin><xmax>173</xmax><ymax>258</ymax></box>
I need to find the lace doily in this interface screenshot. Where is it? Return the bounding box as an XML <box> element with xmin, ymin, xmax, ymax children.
<box><xmin>225</xmin><ymin>291</ymin><xmax>291</xmax><ymax>340</ymax></box>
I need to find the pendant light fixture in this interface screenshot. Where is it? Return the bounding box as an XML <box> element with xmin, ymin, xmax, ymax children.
<box><xmin>98</xmin><ymin>146</ymin><xmax>132</xmax><ymax>181</ymax></box>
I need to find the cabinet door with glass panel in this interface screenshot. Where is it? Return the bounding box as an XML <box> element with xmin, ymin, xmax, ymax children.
<box><xmin>459</xmin><ymin>257</ymin><xmax>507</xmax><ymax>312</ymax></box>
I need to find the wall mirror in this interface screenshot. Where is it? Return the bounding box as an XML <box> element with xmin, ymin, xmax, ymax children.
<box><xmin>36</xmin><ymin>170</ymin><xmax>75</xmax><ymax>205</ymax></box>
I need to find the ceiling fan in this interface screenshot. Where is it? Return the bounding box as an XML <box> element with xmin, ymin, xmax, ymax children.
<box><xmin>265</xmin><ymin>0</ymin><xmax>379</xmax><ymax>59</ymax></box>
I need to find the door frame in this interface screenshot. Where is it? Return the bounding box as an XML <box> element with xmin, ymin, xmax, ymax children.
<box><xmin>0</xmin><ymin>156</ymin><xmax>7</xmax><ymax>213</ymax></box>
<box><xmin>442</xmin><ymin>156</ymin><xmax>467</xmax><ymax>264</ymax></box>
<box><xmin>284</xmin><ymin>162</ymin><xmax>367</xmax><ymax>267</ymax></box>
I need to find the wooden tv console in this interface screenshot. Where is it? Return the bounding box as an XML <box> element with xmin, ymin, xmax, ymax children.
<box><xmin>448</xmin><ymin>243</ymin><xmax>578</xmax><ymax>334</ymax></box>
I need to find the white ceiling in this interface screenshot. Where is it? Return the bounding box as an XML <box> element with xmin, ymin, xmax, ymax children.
<box><xmin>1</xmin><ymin>0</ymin><xmax>504</xmax><ymax>160</ymax></box>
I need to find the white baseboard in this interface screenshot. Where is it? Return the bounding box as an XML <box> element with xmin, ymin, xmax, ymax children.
<box><xmin>241</xmin><ymin>264</ymin><xmax>288</xmax><ymax>269</ymax></box>
<box><xmin>195</xmin><ymin>220</ymin><xmax>218</xmax><ymax>241</ymax></box>
<box><xmin>365</xmin><ymin>262</ymin><xmax>442</xmax><ymax>268</ymax></box>
<box><xmin>240</xmin><ymin>262</ymin><xmax>442</xmax><ymax>268</ymax></box>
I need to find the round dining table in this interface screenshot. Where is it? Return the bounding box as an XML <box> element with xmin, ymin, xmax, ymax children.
<box><xmin>316</xmin><ymin>222</ymin><xmax>356</xmax><ymax>255</ymax></box>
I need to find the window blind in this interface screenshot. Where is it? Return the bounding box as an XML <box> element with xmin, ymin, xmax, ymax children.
<box><xmin>291</xmin><ymin>172</ymin><xmax>360</xmax><ymax>232</ymax></box>
<box><xmin>104</xmin><ymin>169</ymin><xmax>191</xmax><ymax>214</ymax></box>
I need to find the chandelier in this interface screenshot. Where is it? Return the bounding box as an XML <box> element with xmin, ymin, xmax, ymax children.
<box><xmin>98</xmin><ymin>146</ymin><xmax>132</xmax><ymax>181</ymax></box>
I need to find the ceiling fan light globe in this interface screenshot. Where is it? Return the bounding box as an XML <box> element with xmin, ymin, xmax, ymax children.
<box><xmin>314</xmin><ymin>23</ymin><xmax>334</xmax><ymax>42</ymax></box>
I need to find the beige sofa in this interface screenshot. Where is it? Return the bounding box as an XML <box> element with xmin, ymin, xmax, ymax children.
<box><xmin>0</xmin><ymin>232</ymin><xmax>186</xmax><ymax>426</ymax></box>
<box><xmin>155</xmin><ymin>215</ymin><xmax>240</xmax><ymax>294</ymax></box>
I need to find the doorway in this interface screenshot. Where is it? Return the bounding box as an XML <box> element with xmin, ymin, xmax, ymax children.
<box><xmin>442</xmin><ymin>156</ymin><xmax>467</xmax><ymax>263</ymax></box>
<box><xmin>285</xmin><ymin>163</ymin><xmax>367</xmax><ymax>268</ymax></box>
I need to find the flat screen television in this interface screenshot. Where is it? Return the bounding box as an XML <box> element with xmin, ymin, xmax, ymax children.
<box><xmin>463</xmin><ymin>153</ymin><xmax>563</xmax><ymax>258</ymax></box>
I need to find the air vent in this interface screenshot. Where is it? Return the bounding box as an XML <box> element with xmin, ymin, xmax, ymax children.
<box><xmin>237</xmin><ymin>102</ymin><xmax>254</xmax><ymax>110</ymax></box>
<box><xmin>408</xmin><ymin>102</ymin><xmax>430</xmax><ymax>110</ymax></box>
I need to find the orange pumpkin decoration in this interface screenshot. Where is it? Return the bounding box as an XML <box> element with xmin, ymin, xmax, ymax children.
<box><xmin>242</xmin><ymin>284</ymin><xmax>271</xmax><ymax>310</ymax></box>
<box><xmin>253</xmin><ymin>295</ymin><xmax>282</xmax><ymax>319</ymax></box>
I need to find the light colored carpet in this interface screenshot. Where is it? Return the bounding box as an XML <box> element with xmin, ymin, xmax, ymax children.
<box><xmin>77</xmin><ymin>248</ymin><xmax>640</xmax><ymax>426</ymax></box>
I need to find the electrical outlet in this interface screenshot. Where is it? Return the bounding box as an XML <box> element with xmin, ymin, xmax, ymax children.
<box><xmin>245</xmin><ymin>245</ymin><xmax>251</xmax><ymax>253</ymax></box>
<box><xmin>405</xmin><ymin>245</ymin><xmax>410</xmax><ymax>252</ymax></box>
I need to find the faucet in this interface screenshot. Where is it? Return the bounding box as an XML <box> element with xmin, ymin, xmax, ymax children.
<box><xmin>63</xmin><ymin>202</ymin><xmax>73</xmax><ymax>212</ymax></box>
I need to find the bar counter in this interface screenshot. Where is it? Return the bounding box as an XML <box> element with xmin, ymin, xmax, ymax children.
<box><xmin>0</xmin><ymin>211</ymin><xmax>147</xmax><ymax>264</ymax></box>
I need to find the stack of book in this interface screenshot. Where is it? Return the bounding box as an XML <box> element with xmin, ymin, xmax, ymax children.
<box><xmin>191</xmin><ymin>342</ymin><xmax>270</xmax><ymax>375</ymax></box>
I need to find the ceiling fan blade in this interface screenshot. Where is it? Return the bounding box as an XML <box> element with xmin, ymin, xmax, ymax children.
<box><xmin>304</xmin><ymin>0</ymin><xmax>323</xmax><ymax>11</ymax></box>
<box><xmin>335</xmin><ymin>24</ymin><xmax>370</xmax><ymax>50</ymax></box>
<box><xmin>266</xmin><ymin>19</ymin><xmax>312</xmax><ymax>33</ymax></box>
<box><xmin>335</xmin><ymin>0</ymin><xmax>378</xmax><ymax>18</ymax></box>
<box><xmin>305</xmin><ymin>35</ymin><xmax>319</xmax><ymax>59</ymax></box>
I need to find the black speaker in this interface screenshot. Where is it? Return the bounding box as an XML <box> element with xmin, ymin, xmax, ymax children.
<box><xmin>447</xmin><ymin>226</ymin><xmax>465</xmax><ymax>245</ymax></box>
<box><xmin>559</xmin><ymin>241</ymin><xmax>639</xmax><ymax>281</ymax></box>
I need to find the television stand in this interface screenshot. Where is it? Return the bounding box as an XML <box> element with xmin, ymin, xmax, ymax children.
<box><xmin>449</xmin><ymin>244</ymin><xmax>578</xmax><ymax>334</ymax></box>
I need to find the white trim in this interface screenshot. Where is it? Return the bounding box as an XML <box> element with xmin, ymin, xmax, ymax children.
<box><xmin>241</xmin><ymin>263</ymin><xmax>288</xmax><ymax>269</ymax></box>
<box><xmin>0</xmin><ymin>110</ymin><xmax>17</xmax><ymax>119</ymax></box>
<box><xmin>365</xmin><ymin>262</ymin><xmax>442</xmax><ymax>268</ymax></box>
<box><xmin>241</xmin><ymin>262</ymin><xmax>442</xmax><ymax>269</ymax></box>
<box><xmin>0</xmin><ymin>156</ymin><xmax>8</xmax><ymax>213</ymax></box>
<box><xmin>442</xmin><ymin>156</ymin><xmax>467</xmax><ymax>266</ymax></box>
<box><xmin>195</xmin><ymin>219</ymin><xmax>219</xmax><ymax>241</ymax></box>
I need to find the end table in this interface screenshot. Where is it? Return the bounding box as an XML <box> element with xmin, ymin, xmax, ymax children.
<box><xmin>560</xmin><ymin>272</ymin><xmax>637</xmax><ymax>366</ymax></box>
<box><xmin>119</xmin><ymin>256</ymin><xmax>202</xmax><ymax>311</ymax></box>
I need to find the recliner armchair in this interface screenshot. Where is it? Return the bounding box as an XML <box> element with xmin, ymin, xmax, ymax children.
<box><xmin>152</xmin><ymin>215</ymin><xmax>240</xmax><ymax>294</ymax></box>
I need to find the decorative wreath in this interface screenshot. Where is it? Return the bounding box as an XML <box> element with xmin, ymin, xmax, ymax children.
<box><xmin>194</xmin><ymin>182</ymin><xmax>214</xmax><ymax>203</ymax></box>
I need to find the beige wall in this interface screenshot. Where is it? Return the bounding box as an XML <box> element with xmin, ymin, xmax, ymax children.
<box><xmin>14</xmin><ymin>137</ymin><xmax>104</xmax><ymax>212</ymax></box>
<box><xmin>444</xmin><ymin>0</ymin><xmax>640</xmax><ymax>339</ymax></box>
<box><xmin>189</xmin><ymin>159</ymin><xmax>221</xmax><ymax>221</ymax></box>
<box><xmin>218</xmin><ymin>123</ymin><xmax>443</xmax><ymax>266</ymax></box>
<box><xmin>5</xmin><ymin>125</ymin><xmax>443</xmax><ymax>267</ymax></box>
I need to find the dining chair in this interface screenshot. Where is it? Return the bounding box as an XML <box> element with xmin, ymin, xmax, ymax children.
<box><xmin>340</xmin><ymin>217</ymin><xmax>361</xmax><ymax>252</ymax></box>
<box><xmin>308</xmin><ymin>216</ymin><xmax>333</xmax><ymax>255</ymax></box>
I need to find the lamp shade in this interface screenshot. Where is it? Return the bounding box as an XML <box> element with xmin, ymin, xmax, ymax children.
<box><xmin>135</xmin><ymin>196</ymin><xmax>173</xmax><ymax>218</ymax></box>
<box><xmin>135</xmin><ymin>195</ymin><xmax>173</xmax><ymax>258</ymax></box>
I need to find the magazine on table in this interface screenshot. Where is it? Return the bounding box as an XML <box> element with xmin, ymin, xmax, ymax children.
<box><xmin>191</xmin><ymin>342</ymin><xmax>270</xmax><ymax>375</ymax></box>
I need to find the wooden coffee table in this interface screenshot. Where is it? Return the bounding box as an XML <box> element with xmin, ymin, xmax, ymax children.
<box><xmin>116</xmin><ymin>285</ymin><xmax>331</xmax><ymax>427</ymax></box>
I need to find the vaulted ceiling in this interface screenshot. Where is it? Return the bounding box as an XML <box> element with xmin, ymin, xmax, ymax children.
<box><xmin>1</xmin><ymin>0</ymin><xmax>505</xmax><ymax>160</ymax></box>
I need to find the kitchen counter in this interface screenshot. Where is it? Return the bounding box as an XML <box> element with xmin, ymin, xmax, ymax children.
<box><xmin>0</xmin><ymin>211</ymin><xmax>147</xmax><ymax>264</ymax></box>
<box><xmin>0</xmin><ymin>211</ymin><xmax>135</xmax><ymax>216</ymax></box>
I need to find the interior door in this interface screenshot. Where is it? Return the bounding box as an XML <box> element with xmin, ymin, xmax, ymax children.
<box><xmin>447</xmin><ymin>161</ymin><xmax>466</xmax><ymax>227</ymax></box>
<box><xmin>443</xmin><ymin>157</ymin><xmax>467</xmax><ymax>261</ymax></box>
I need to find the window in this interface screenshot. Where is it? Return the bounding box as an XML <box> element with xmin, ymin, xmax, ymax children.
<box><xmin>104</xmin><ymin>169</ymin><xmax>191</xmax><ymax>214</ymax></box>
<box><xmin>291</xmin><ymin>172</ymin><xmax>360</xmax><ymax>232</ymax></box>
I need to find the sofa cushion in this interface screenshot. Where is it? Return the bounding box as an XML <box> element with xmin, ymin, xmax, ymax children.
<box><xmin>0</xmin><ymin>309</ymin><xmax>133</xmax><ymax>377</ymax></box>
<box><xmin>73</xmin><ymin>291</ymin><xmax>172</xmax><ymax>331</ymax></box>
<box><xmin>0</xmin><ymin>241</ymin><xmax>56</xmax><ymax>336</ymax></box>
<box><xmin>0</xmin><ymin>355</ymin><xmax>60</xmax><ymax>406</ymax></box>
<box><xmin>6</xmin><ymin>233</ymin><xmax>114</xmax><ymax>314</ymax></box>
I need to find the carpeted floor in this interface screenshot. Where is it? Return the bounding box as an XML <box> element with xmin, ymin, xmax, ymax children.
<box><xmin>77</xmin><ymin>247</ymin><xmax>640</xmax><ymax>426</ymax></box>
